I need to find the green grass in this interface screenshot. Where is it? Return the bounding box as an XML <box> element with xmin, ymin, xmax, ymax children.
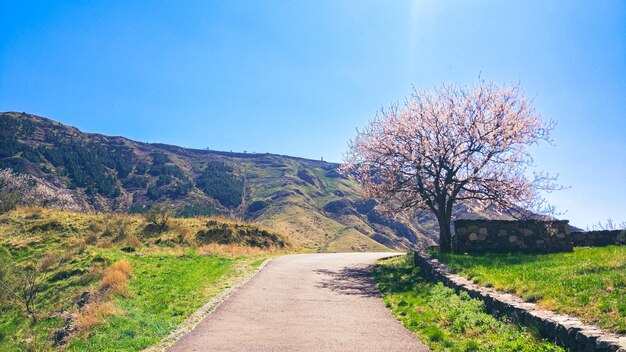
<box><xmin>0</xmin><ymin>208</ymin><xmax>277</xmax><ymax>351</ymax></box>
<box><xmin>433</xmin><ymin>246</ymin><xmax>626</xmax><ymax>333</ymax></box>
<box><xmin>67</xmin><ymin>251</ymin><xmax>243</xmax><ymax>351</ymax></box>
<box><xmin>373</xmin><ymin>255</ymin><xmax>564</xmax><ymax>352</ymax></box>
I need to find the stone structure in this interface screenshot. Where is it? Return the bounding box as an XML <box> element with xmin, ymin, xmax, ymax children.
<box><xmin>572</xmin><ymin>230</ymin><xmax>626</xmax><ymax>247</ymax></box>
<box><xmin>413</xmin><ymin>251</ymin><xmax>626</xmax><ymax>351</ymax></box>
<box><xmin>453</xmin><ymin>219</ymin><xmax>572</xmax><ymax>253</ymax></box>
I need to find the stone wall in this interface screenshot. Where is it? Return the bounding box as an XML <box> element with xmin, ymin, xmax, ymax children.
<box><xmin>412</xmin><ymin>251</ymin><xmax>626</xmax><ymax>351</ymax></box>
<box><xmin>453</xmin><ymin>219</ymin><xmax>572</xmax><ymax>253</ymax></box>
<box><xmin>572</xmin><ymin>230</ymin><xmax>626</xmax><ymax>247</ymax></box>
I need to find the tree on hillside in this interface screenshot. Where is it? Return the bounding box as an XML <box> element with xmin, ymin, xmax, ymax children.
<box><xmin>341</xmin><ymin>80</ymin><xmax>560</xmax><ymax>252</ymax></box>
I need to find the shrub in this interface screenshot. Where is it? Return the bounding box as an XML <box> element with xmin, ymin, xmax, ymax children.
<box><xmin>7</xmin><ymin>264</ymin><xmax>45</xmax><ymax>323</ymax></box>
<box><xmin>102</xmin><ymin>214</ymin><xmax>132</xmax><ymax>240</ymax></box>
<box><xmin>618</xmin><ymin>230</ymin><xmax>626</xmax><ymax>245</ymax></box>
<box><xmin>196</xmin><ymin>222</ymin><xmax>287</xmax><ymax>248</ymax></box>
<box><xmin>87</xmin><ymin>219</ymin><xmax>104</xmax><ymax>234</ymax></box>
<box><xmin>85</xmin><ymin>233</ymin><xmax>99</xmax><ymax>245</ymax></box>
<box><xmin>144</xmin><ymin>204</ymin><xmax>172</xmax><ymax>232</ymax></box>
<box><xmin>124</xmin><ymin>234</ymin><xmax>142</xmax><ymax>250</ymax></box>
<box><xmin>99</xmin><ymin>260</ymin><xmax>132</xmax><ymax>297</ymax></box>
<box><xmin>0</xmin><ymin>251</ymin><xmax>43</xmax><ymax>323</ymax></box>
<box><xmin>99</xmin><ymin>269</ymin><xmax>127</xmax><ymax>296</ymax></box>
<box><xmin>167</xmin><ymin>222</ymin><xmax>193</xmax><ymax>245</ymax></box>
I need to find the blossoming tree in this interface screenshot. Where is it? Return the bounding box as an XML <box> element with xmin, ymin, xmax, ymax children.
<box><xmin>341</xmin><ymin>80</ymin><xmax>559</xmax><ymax>252</ymax></box>
<box><xmin>0</xmin><ymin>168</ymin><xmax>78</xmax><ymax>213</ymax></box>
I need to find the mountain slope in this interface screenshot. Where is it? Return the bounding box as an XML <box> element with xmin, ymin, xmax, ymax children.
<box><xmin>1</xmin><ymin>112</ymin><xmax>438</xmax><ymax>251</ymax></box>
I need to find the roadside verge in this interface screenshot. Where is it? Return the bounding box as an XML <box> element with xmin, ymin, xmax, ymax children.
<box><xmin>412</xmin><ymin>251</ymin><xmax>626</xmax><ymax>351</ymax></box>
<box><xmin>144</xmin><ymin>258</ymin><xmax>273</xmax><ymax>352</ymax></box>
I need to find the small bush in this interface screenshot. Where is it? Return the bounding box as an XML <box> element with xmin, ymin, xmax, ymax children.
<box><xmin>7</xmin><ymin>264</ymin><xmax>45</xmax><ymax>323</ymax></box>
<box><xmin>164</xmin><ymin>222</ymin><xmax>192</xmax><ymax>245</ymax></box>
<box><xmin>110</xmin><ymin>260</ymin><xmax>132</xmax><ymax>277</ymax></box>
<box><xmin>618</xmin><ymin>230</ymin><xmax>626</xmax><ymax>245</ymax></box>
<box><xmin>99</xmin><ymin>260</ymin><xmax>132</xmax><ymax>297</ymax></box>
<box><xmin>87</xmin><ymin>219</ymin><xmax>104</xmax><ymax>233</ymax></box>
<box><xmin>102</xmin><ymin>214</ymin><xmax>132</xmax><ymax>240</ymax></box>
<box><xmin>85</xmin><ymin>233</ymin><xmax>99</xmax><ymax>245</ymax></box>
<box><xmin>144</xmin><ymin>204</ymin><xmax>172</xmax><ymax>233</ymax></box>
<box><xmin>196</xmin><ymin>222</ymin><xmax>287</xmax><ymax>248</ymax></box>
<box><xmin>124</xmin><ymin>234</ymin><xmax>142</xmax><ymax>250</ymax></box>
<box><xmin>100</xmin><ymin>269</ymin><xmax>127</xmax><ymax>296</ymax></box>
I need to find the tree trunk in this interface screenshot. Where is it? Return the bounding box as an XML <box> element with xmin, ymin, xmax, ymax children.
<box><xmin>436</xmin><ymin>213</ymin><xmax>453</xmax><ymax>252</ymax></box>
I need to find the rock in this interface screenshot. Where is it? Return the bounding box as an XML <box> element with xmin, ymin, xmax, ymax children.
<box><xmin>52</xmin><ymin>315</ymin><xmax>77</xmax><ymax>347</ymax></box>
<box><xmin>332</xmin><ymin>190</ymin><xmax>345</xmax><ymax>197</ymax></box>
<box><xmin>77</xmin><ymin>291</ymin><xmax>90</xmax><ymax>308</ymax></box>
<box><xmin>52</xmin><ymin>329</ymin><xmax>69</xmax><ymax>347</ymax></box>
<box><xmin>453</xmin><ymin>219</ymin><xmax>572</xmax><ymax>253</ymax></box>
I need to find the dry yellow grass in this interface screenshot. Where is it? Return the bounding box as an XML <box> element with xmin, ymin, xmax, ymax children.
<box><xmin>75</xmin><ymin>301</ymin><xmax>123</xmax><ymax>333</ymax></box>
<box><xmin>37</xmin><ymin>251</ymin><xmax>60</xmax><ymax>271</ymax></box>
<box><xmin>0</xmin><ymin>206</ymin><xmax>292</xmax><ymax>350</ymax></box>
<box><xmin>124</xmin><ymin>233</ymin><xmax>142</xmax><ymax>249</ymax></box>
<box><xmin>99</xmin><ymin>260</ymin><xmax>133</xmax><ymax>297</ymax></box>
<box><xmin>110</xmin><ymin>260</ymin><xmax>133</xmax><ymax>277</ymax></box>
<box><xmin>198</xmin><ymin>243</ymin><xmax>269</xmax><ymax>257</ymax></box>
<box><xmin>3</xmin><ymin>206</ymin><xmax>290</xmax><ymax>266</ymax></box>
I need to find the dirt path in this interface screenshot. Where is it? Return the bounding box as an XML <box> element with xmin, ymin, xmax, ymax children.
<box><xmin>167</xmin><ymin>253</ymin><xmax>429</xmax><ymax>351</ymax></box>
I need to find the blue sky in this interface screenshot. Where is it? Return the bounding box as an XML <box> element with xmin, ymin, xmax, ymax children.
<box><xmin>1</xmin><ymin>1</ymin><xmax>625</xmax><ymax>228</ymax></box>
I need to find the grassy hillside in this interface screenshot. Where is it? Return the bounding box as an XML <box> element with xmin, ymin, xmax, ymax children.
<box><xmin>0</xmin><ymin>111</ymin><xmax>441</xmax><ymax>251</ymax></box>
<box><xmin>434</xmin><ymin>247</ymin><xmax>626</xmax><ymax>333</ymax></box>
<box><xmin>0</xmin><ymin>207</ymin><xmax>288</xmax><ymax>351</ymax></box>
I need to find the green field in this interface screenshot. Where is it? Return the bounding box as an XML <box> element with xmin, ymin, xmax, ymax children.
<box><xmin>433</xmin><ymin>246</ymin><xmax>626</xmax><ymax>333</ymax></box>
<box><xmin>0</xmin><ymin>208</ymin><xmax>284</xmax><ymax>351</ymax></box>
<box><xmin>374</xmin><ymin>255</ymin><xmax>564</xmax><ymax>352</ymax></box>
